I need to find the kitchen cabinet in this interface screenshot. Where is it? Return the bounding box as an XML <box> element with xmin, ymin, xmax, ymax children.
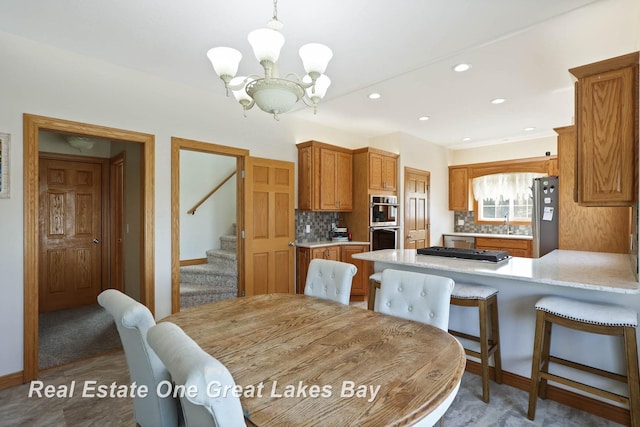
<box><xmin>569</xmin><ymin>52</ymin><xmax>638</xmax><ymax>206</ymax></box>
<box><xmin>555</xmin><ymin>125</ymin><xmax>630</xmax><ymax>253</ymax></box>
<box><xmin>448</xmin><ymin>166</ymin><xmax>470</xmax><ymax>211</ymax></box>
<box><xmin>297</xmin><ymin>140</ymin><xmax>353</xmax><ymax>211</ymax></box>
<box><xmin>369</xmin><ymin>151</ymin><xmax>398</xmax><ymax>191</ymax></box>
<box><xmin>475</xmin><ymin>237</ymin><xmax>532</xmax><ymax>258</ymax></box>
<box><xmin>296</xmin><ymin>244</ymin><xmax>369</xmax><ymax>299</ymax></box>
<box><xmin>343</xmin><ymin>147</ymin><xmax>399</xmax><ymax>243</ymax></box>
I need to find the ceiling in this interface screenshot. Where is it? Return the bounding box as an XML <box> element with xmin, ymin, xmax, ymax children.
<box><xmin>0</xmin><ymin>0</ymin><xmax>638</xmax><ymax>149</ymax></box>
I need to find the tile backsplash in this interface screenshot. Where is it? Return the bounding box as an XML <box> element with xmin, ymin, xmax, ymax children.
<box><xmin>295</xmin><ymin>210</ymin><xmax>340</xmax><ymax>242</ymax></box>
<box><xmin>454</xmin><ymin>211</ymin><xmax>531</xmax><ymax>236</ymax></box>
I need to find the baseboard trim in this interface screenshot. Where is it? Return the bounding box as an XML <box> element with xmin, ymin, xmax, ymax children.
<box><xmin>180</xmin><ymin>258</ymin><xmax>207</xmax><ymax>267</ymax></box>
<box><xmin>0</xmin><ymin>371</ymin><xmax>24</xmax><ymax>390</ymax></box>
<box><xmin>464</xmin><ymin>360</ymin><xmax>630</xmax><ymax>426</ymax></box>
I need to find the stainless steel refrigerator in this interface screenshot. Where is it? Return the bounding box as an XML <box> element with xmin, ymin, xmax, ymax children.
<box><xmin>532</xmin><ymin>176</ymin><xmax>559</xmax><ymax>258</ymax></box>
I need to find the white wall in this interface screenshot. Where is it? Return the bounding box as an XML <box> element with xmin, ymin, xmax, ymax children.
<box><xmin>448</xmin><ymin>135</ymin><xmax>558</xmax><ymax>165</ymax></box>
<box><xmin>180</xmin><ymin>151</ymin><xmax>236</xmax><ymax>259</ymax></box>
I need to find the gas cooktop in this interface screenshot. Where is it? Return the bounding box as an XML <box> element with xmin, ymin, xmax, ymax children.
<box><xmin>417</xmin><ymin>246</ymin><xmax>510</xmax><ymax>263</ymax></box>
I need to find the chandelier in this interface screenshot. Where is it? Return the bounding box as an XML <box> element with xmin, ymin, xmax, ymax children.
<box><xmin>207</xmin><ymin>0</ymin><xmax>332</xmax><ymax>120</ymax></box>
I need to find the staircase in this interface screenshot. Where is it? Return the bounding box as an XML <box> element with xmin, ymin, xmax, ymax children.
<box><xmin>179</xmin><ymin>229</ymin><xmax>238</xmax><ymax>309</ymax></box>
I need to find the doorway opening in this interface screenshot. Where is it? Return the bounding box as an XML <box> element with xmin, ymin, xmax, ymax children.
<box><xmin>170</xmin><ymin>137</ymin><xmax>248</xmax><ymax>313</ymax></box>
<box><xmin>23</xmin><ymin>114</ymin><xmax>155</xmax><ymax>381</ymax></box>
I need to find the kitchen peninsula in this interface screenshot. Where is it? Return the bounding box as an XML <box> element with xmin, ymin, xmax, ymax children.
<box><xmin>353</xmin><ymin>249</ymin><xmax>640</xmax><ymax>421</ymax></box>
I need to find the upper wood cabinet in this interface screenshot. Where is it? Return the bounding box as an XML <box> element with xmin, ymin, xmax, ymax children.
<box><xmin>369</xmin><ymin>151</ymin><xmax>398</xmax><ymax>192</ymax></box>
<box><xmin>569</xmin><ymin>52</ymin><xmax>639</xmax><ymax>206</ymax></box>
<box><xmin>297</xmin><ymin>141</ymin><xmax>353</xmax><ymax>211</ymax></box>
<box><xmin>448</xmin><ymin>166</ymin><xmax>470</xmax><ymax>211</ymax></box>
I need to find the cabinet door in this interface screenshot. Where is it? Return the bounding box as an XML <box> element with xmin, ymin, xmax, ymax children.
<box><xmin>297</xmin><ymin>145</ymin><xmax>313</xmax><ymax>210</ymax></box>
<box><xmin>311</xmin><ymin>246</ymin><xmax>340</xmax><ymax>260</ymax></box>
<box><xmin>577</xmin><ymin>66</ymin><xmax>636</xmax><ymax>206</ymax></box>
<box><xmin>448</xmin><ymin>167</ymin><xmax>469</xmax><ymax>211</ymax></box>
<box><xmin>296</xmin><ymin>247</ymin><xmax>311</xmax><ymax>294</ymax></box>
<box><xmin>319</xmin><ymin>148</ymin><xmax>339</xmax><ymax>210</ymax></box>
<box><xmin>336</xmin><ymin>151</ymin><xmax>353</xmax><ymax>210</ymax></box>
<box><xmin>382</xmin><ymin>155</ymin><xmax>397</xmax><ymax>191</ymax></box>
<box><xmin>341</xmin><ymin>245</ymin><xmax>368</xmax><ymax>297</ymax></box>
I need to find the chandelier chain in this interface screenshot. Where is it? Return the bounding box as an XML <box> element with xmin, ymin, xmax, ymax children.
<box><xmin>272</xmin><ymin>0</ymin><xmax>278</xmax><ymax>21</ymax></box>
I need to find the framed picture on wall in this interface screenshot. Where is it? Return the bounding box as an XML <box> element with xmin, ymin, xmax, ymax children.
<box><xmin>0</xmin><ymin>132</ymin><xmax>10</xmax><ymax>198</ymax></box>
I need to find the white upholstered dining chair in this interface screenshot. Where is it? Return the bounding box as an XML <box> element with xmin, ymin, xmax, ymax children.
<box><xmin>147</xmin><ymin>322</ymin><xmax>246</xmax><ymax>427</ymax></box>
<box><xmin>304</xmin><ymin>258</ymin><xmax>357</xmax><ymax>305</ymax></box>
<box><xmin>97</xmin><ymin>289</ymin><xmax>179</xmax><ymax>427</ymax></box>
<box><xmin>374</xmin><ymin>269</ymin><xmax>459</xmax><ymax>426</ymax></box>
<box><xmin>374</xmin><ymin>269</ymin><xmax>455</xmax><ymax>332</ymax></box>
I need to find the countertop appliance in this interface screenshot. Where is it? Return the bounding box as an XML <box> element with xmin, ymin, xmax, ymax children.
<box><xmin>331</xmin><ymin>227</ymin><xmax>349</xmax><ymax>242</ymax></box>
<box><xmin>532</xmin><ymin>176</ymin><xmax>559</xmax><ymax>258</ymax></box>
<box><xmin>418</xmin><ymin>246</ymin><xmax>510</xmax><ymax>262</ymax></box>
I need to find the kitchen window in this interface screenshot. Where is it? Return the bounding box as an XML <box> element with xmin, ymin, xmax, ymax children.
<box><xmin>472</xmin><ymin>172</ymin><xmax>545</xmax><ymax>223</ymax></box>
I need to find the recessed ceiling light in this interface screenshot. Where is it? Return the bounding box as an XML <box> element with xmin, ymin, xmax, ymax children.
<box><xmin>453</xmin><ymin>63</ymin><xmax>471</xmax><ymax>72</ymax></box>
<box><xmin>462</xmin><ymin>137</ymin><xmax>471</xmax><ymax>141</ymax></box>
<box><xmin>491</xmin><ymin>98</ymin><xmax>506</xmax><ymax>104</ymax></box>
<box><xmin>418</xmin><ymin>116</ymin><xmax>430</xmax><ymax>121</ymax></box>
<box><xmin>368</xmin><ymin>93</ymin><xmax>381</xmax><ymax>100</ymax></box>
<box><xmin>524</xmin><ymin>127</ymin><xmax>536</xmax><ymax>131</ymax></box>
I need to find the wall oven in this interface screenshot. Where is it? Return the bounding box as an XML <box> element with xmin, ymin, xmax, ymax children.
<box><xmin>370</xmin><ymin>195</ymin><xmax>399</xmax><ymax>227</ymax></box>
<box><xmin>370</xmin><ymin>195</ymin><xmax>400</xmax><ymax>250</ymax></box>
<box><xmin>370</xmin><ymin>226</ymin><xmax>399</xmax><ymax>251</ymax></box>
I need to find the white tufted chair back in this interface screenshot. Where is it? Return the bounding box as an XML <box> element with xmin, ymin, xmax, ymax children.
<box><xmin>374</xmin><ymin>269</ymin><xmax>455</xmax><ymax>331</ymax></box>
<box><xmin>147</xmin><ymin>322</ymin><xmax>246</xmax><ymax>427</ymax></box>
<box><xmin>97</xmin><ymin>289</ymin><xmax>179</xmax><ymax>427</ymax></box>
<box><xmin>304</xmin><ymin>258</ymin><xmax>358</xmax><ymax>305</ymax></box>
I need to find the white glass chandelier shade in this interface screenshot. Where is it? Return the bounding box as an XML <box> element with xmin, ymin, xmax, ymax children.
<box><xmin>230</xmin><ymin>76</ymin><xmax>254</xmax><ymax>104</ymax></box>
<box><xmin>247</xmin><ymin>79</ymin><xmax>304</xmax><ymax>115</ymax></box>
<box><xmin>303</xmin><ymin>74</ymin><xmax>331</xmax><ymax>101</ymax></box>
<box><xmin>207</xmin><ymin>47</ymin><xmax>242</xmax><ymax>80</ymax></box>
<box><xmin>299</xmin><ymin>43</ymin><xmax>333</xmax><ymax>76</ymax></box>
<box><xmin>248</xmin><ymin>28</ymin><xmax>285</xmax><ymax>65</ymax></box>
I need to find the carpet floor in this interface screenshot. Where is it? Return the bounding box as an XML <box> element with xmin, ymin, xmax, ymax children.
<box><xmin>38</xmin><ymin>304</ymin><xmax>122</xmax><ymax>370</ymax></box>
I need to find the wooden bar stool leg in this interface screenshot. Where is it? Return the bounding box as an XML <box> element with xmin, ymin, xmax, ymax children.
<box><xmin>624</xmin><ymin>326</ymin><xmax>640</xmax><ymax>427</ymax></box>
<box><xmin>478</xmin><ymin>299</ymin><xmax>490</xmax><ymax>403</ymax></box>
<box><xmin>528</xmin><ymin>309</ymin><xmax>546</xmax><ymax>420</ymax></box>
<box><xmin>538</xmin><ymin>316</ymin><xmax>553</xmax><ymax>399</ymax></box>
<box><xmin>489</xmin><ymin>296</ymin><xmax>503</xmax><ymax>384</ymax></box>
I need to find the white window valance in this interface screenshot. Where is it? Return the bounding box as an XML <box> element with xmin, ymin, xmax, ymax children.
<box><xmin>472</xmin><ymin>172</ymin><xmax>545</xmax><ymax>201</ymax></box>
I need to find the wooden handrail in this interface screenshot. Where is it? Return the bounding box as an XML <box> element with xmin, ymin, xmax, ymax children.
<box><xmin>187</xmin><ymin>170</ymin><xmax>236</xmax><ymax>215</ymax></box>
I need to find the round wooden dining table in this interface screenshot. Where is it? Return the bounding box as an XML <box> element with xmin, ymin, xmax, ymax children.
<box><xmin>164</xmin><ymin>293</ymin><xmax>466</xmax><ymax>426</ymax></box>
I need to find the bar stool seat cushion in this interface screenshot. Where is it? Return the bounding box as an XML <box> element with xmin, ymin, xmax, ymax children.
<box><xmin>535</xmin><ymin>296</ymin><xmax>638</xmax><ymax>328</ymax></box>
<box><xmin>451</xmin><ymin>283</ymin><xmax>498</xmax><ymax>300</ymax></box>
<box><xmin>369</xmin><ymin>272</ymin><xmax>382</xmax><ymax>283</ymax></box>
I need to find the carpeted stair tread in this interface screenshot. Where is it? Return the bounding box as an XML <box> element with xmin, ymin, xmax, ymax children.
<box><xmin>180</xmin><ymin>263</ymin><xmax>237</xmax><ymax>281</ymax></box>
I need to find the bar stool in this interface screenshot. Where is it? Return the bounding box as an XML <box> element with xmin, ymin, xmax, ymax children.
<box><xmin>367</xmin><ymin>272</ymin><xmax>382</xmax><ymax>310</ymax></box>
<box><xmin>528</xmin><ymin>296</ymin><xmax>639</xmax><ymax>426</ymax></box>
<box><xmin>448</xmin><ymin>283</ymin><xmax>503</xmax><ymax>403</ymax></box>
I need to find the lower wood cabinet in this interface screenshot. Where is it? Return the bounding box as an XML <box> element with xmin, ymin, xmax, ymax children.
<box><xmin>475</xmin><ymin>237</ymin><xmax>532</xmax><ymax>258</ymax></box>
<box><xmin>296</xmin><ymin>244</ymin><xmax>370</xmax><ymax>299</ymax></box>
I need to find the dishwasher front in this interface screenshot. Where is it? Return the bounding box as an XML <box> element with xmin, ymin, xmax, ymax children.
<box><xmin>443</xmin><ymin>234</ymin><xmax>476</xmax><ymax>249</ymax></box>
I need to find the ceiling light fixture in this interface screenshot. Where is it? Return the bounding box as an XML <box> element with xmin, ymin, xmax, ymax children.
<box><xmin>207</xmin><ymin>0</ymin><xmax>332</xmax><ymax>120</ymax></box>
<box><xmin>462</xmin><ymin>137</ymin><xmax>471</xmax><ymax>141</ymax></box>
<box><xmin>368</xmin><ymin>93</ymin><xmax>381</xmax><ymax>100</ymax></box>
<box><xmin>65</xmin><ymin>136</ymin><xmax>95</xmax><ymax>152</ymax></box>
<box><xmin>491</xmin><ymin>98</ymin><xmax>506</xmax><ymax>104</ymax></box>
<box><xmin>418</xmin><ymin>116</ymin><xmax>430</xmax><ymax>121</ymax></box>
<box><xmin>453</xmin><ymin>63</ymin><xmax>471</xmax><ymax>72</ymax></box>
<box><xmin>524</xmin><ymin>127</ymin><xmax>536</xmax><ymax>131</ymax></box>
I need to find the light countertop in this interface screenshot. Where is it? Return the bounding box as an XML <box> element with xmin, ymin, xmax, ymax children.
<box><xmin>444</xmin><ymin>232</ymin><xmax>533</xmax><ymax>240</ymax></box>
<box><xmin>295</xmin><ymin>240</ymin><xmax>369</xmax><ymax>248</ymax></box>
<box><xmin>352</xmin><ymin>249</ymin><xmax>639</xmax><ymax>294</ymax></box>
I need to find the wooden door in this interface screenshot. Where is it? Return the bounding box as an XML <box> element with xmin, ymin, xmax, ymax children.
<box><xmin>244</xmin><ymin>157</ymin><xmax>295</xmax><ymax>296</ymax></box>
<box><xmin>39</xmin><ymin>157</ymin><xmax>103</xmax><ymax>312</ymax></box>
<box><xmin>404</xmin><ymin>167</ymin><xmax>430</xmax><ymax>250</ymax></box>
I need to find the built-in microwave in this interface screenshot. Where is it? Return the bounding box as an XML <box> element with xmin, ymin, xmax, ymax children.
<box><xmin>370</xmin><ymin>195</ymin><xmax>399</xmax><ymax>227</ymax></box>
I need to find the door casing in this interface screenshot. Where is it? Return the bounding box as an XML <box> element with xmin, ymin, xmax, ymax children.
<box><xmin>23</xmin><ymin>113</ymin><xmax>155</xmax><ymax>381</ymax></box>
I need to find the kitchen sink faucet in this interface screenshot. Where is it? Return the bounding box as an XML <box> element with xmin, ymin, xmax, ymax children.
<box><xmin>504</xmin><ymin>213</ymin><xmax>511</xmax><ymax>235</ymax></box>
